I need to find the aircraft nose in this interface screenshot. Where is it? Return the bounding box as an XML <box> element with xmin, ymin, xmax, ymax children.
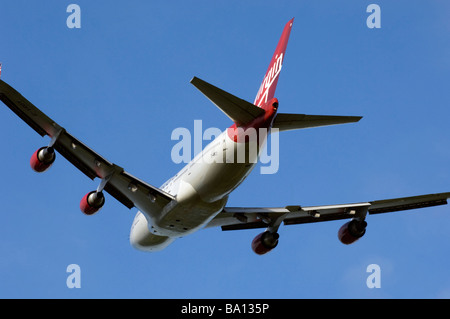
<box><xmin>129</xmin><ymin>212</ymin><xmax>175</xmax><ymax>252</ymax></box>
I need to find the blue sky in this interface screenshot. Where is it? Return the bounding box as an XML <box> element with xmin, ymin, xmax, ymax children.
<box><xmin>1</xmin><ymin>1</ymin><xmax>450</xmax><ymax>298</ymax></box>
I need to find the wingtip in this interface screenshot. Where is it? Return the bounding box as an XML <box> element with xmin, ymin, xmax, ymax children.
<box><xmin>349</xmin><ymin>116</ymin><xmax>363</xmax><ymax>123</ymax></box>
<box><xmin>190</xmin><ymin>76</ymin><xmax>199</xmax><ymax>84</ymax></box>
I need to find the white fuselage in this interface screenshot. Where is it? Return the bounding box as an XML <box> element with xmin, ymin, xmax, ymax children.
<box><xmin>129</xmin><ymin>128</ymin><xmax>268</xmax><ymax>251</ymax></box>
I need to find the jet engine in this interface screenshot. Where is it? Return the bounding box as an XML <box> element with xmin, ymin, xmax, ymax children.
<box><xmin>80</xmin><ymin>191</ymin><xmax>105</xmax><ymax>215</ymax></box>
<box><xmin>251</xmin><ymin>231</ymin><xmax>279</xmax><ymax>255</ymax></box>
<box><xmin>338</xmin><ymin>219</ymin><xmax>367</xmax><ymax>245</ymax></box>
<box><xmin>30</xmin><ymin>147</ymin><xmax>55</xmax><ymax>173</ymax></box>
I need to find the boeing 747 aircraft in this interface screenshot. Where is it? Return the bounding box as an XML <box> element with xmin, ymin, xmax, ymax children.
<box><xmin>0</xmin><ymin>18</ymin><xmax>448</xmax><ymax>254</ymax></box>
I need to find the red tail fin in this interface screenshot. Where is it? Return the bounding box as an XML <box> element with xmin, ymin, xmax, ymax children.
<box><xmin>254</xmin><ymin>18</ymin><xmax>294</xmax><ymax>107</ymax></box>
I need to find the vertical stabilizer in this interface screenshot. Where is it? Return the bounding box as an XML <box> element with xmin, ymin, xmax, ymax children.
<box><xmin>253</xmin><ymin>18</ymin><xmax>294</xmax><ymax>107</ymax></box>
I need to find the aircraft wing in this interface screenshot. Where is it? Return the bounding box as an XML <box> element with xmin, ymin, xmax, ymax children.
<box><xmin>207</xmin><ymin>192</ymin><xmax>450</xmax><ymax>231</ymax></box>
<box><xmin>0</xmin><ymin>79</ymin><xmax>174</xmax><ymax>210</ymax></box>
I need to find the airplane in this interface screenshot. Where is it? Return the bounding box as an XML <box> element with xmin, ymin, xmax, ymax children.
<box><xmin>0</xmin><ymin>18</ymin><xmax>449</xmax><ymax>255</ymax></box>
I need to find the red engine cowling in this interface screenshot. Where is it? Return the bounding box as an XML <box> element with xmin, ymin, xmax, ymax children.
<box><xmin>30</xmin><ymin>147</ymin><xmax>56</xmax><ymax>173</ymax></box>
<box><xmin>251</xmin><ymin>231</ymin><xmax>279</xmax><ymax>255</ymax></box>
<box><xmin>338</xmin><ymin>220</ymin><xmax>367</xmax><ymax>245</ymax></box>
<box><xmin>80</xmin><ymin>191</ymin><xmax>105</xmax><ymax>215</ymax></box>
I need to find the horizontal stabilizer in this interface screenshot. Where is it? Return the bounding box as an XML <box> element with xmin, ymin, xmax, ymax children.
<box><xmin>272</xmin><ymin>113</ymin><xmax>362</xmax><ymax>132</ymax></box>
<box><xmin>191</xmin><ymin>76</ymin><xmax>264</xmax><ymax>126</ymax></box>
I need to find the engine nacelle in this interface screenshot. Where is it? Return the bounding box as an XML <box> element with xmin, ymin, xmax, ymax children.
<box><xmin>30</xmin><ymin>147</ymin><xmax>56</xmax><ymax>173</ymax></box>
<box><xmin>338</xmin><ymin>220</ymin><xmax>367</xmax><ymax>245</ymax></box>
<box><xmin>251</xmin><ymin>231</ymin><xmax>279</xmax><ymax>255</ymax></box>
<box><xmin>80</xmin><ymin>191</ymin><xmax>105</xmax><ymax>215</ymax></box>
